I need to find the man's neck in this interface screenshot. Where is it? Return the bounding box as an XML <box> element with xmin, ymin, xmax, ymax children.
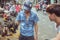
<box><xmin>25</xmin><ymin>13</ymin><xmax>30</xmax><ymax>16</ymax></box>
<box><xmin>56</xmin><ymin>17</ymin><xmax>60</xmax><ymax>25</ymax></box>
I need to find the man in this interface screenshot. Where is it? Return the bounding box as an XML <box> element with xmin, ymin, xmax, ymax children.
<box><xmin>9</xmin><ymin>1</ymin><xmax>16</xmax><ymax>14</ymax></box>
<box><xmin>46</xmin><ymin>4</ymin><xmax>60</xmax><ymax>40</ymax></box>
<box><xmin>16</xmin><ymin>1</ymin><xmax>39</xmax><ymax>40</ymax></box>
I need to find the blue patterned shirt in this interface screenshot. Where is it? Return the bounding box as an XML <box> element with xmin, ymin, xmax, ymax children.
<box><xmin>16</xmin><ymin>10</ymin><xmax>39</xmax><ymax>36</ymax></box>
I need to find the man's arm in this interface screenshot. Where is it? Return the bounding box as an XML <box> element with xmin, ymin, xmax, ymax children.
<box><xmin>34</xmin><ymin>23</ymin><xmax>38</xmax><ymax>40</ymax></box>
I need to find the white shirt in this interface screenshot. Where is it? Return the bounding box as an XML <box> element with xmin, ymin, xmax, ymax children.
<box><xmin>56</xmin><ymin>25</ymin><xmax>60</xmax><ymax>33</ymax></box>
<box><xmin>9</xmin><ymin>5</ymin><xmax>16</xmax><ymax>12</ymax></box>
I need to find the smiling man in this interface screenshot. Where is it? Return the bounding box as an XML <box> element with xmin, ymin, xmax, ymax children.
<box><xmin>46</xmin><ymin>4</ymin><xmax>60</xmax><ymax>40</ymax></box>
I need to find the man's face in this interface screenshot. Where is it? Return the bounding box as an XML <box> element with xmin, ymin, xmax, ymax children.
<box><xmin>48</xmin><ymin>13</ymin><xmax>56</xmax><ymax>21</ymax></box>
<box><xmin>25</xmin><ymin>10</ymin><xmax>30</xmax><ymax>14</ymax></box>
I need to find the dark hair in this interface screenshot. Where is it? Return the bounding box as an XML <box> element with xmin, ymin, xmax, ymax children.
<box><xmin>46</xmin><ymin>4</ymin><xmax>60</xmax><ymax>17</ymax></box>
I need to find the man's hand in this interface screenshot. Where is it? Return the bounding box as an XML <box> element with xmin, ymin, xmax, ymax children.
<box><xmin>34</xmin><ymin>35</ymin><xmax>38</xmax><ymax>40</ymax></box>
<box><xmin>34</xmin><ymin>23</ymin><xmax>38</xmax><ymax>40</ymax></box>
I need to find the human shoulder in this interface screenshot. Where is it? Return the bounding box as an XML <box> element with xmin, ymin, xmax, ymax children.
<box><xmin>31</xmin><ymin>10</ymin><xmax>37</xmax><ymax>16</ymax></box>
<box><xmin>17</xmin><ymin>10</ymin><xmax>25</xmax><ymax>16</ymax></box>
<box><xmin>18</xmin><ymin>10</ymin><xmax>24</xmax><ymax>14</ymax></box>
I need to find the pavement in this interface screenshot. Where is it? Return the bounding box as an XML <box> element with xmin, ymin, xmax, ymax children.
<box><xmin>0</xmin><ymin>7</ymin><xmax>57</xmax><ymax>40</ymax></box>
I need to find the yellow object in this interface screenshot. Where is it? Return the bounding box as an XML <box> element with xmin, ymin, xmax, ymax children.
<box><xmin>10</xmin><ymin>28</ymin><xmax>14</xmax><ymax>30</ymax></box>
<box><xmin>13</xmin><ymin>30</ymin><xmax>20</xmax><ymax>38</ymax></box>
<box><xmin>3</xmin><ymin>17</ymin><xmax>7</xmax><ymax>21</ymax></box>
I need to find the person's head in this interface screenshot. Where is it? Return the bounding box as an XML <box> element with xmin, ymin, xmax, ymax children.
<box><xmin>23</xmin><ymin>1</ymin><xmax>32</xmax><ymax>14</ymax></box>
<box><xmin>46</xmin><ymin>4</ymin><xmax>60</xmax><ymax>24</ymax></box>
<box><xmin>6</xmin><ymin>3</ymin><xmax>10</xmax><ymax>6</ymax></box>
<box><xmin>10</xmin><ymin>1</ymin><xmax>16</xmax><ymax>5</ymax></box>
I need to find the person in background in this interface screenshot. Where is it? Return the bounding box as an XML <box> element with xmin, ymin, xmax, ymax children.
<box><xmin>16</xmin><ymin>1</ymin><xmax>39</xmax><ymax>40</ymax></box>
<box><xmin>35</xmin><ymin>3</ymin><xmax>40</xmax><ymax>11</ymax></box>
<box><xmin>42</xmin><ymin>3</ymin><xmax>47</xmax><ymax>14</ymax></box>
<box><xmin>15</xmin><ymin>3</ymin><xmax>21</xmax><ymax>13</ymax></box>
<box><xmin>4</xmin><ymin>3</ymin><xmax>10</xmax><ymax>11</ymax></box>
<box><xmin>46</xmin><ymin>4</ymin><xmax>60</xmax><ymax>40</ymax></box>
<box><xmin>9</xmin><ymin>1</ymin><xmax>16</xmax><ymax>17</ymax></box>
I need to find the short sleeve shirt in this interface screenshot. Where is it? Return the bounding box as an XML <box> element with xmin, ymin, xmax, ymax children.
<box><xmin>57</xmin><ymin>25</ymin><xmax>60</xmax><ymax>33</ymax></box>
<box><xmin>16</xmin><ymin>10</ymin><xmax>39</xmax><ymax>36</ymax></box>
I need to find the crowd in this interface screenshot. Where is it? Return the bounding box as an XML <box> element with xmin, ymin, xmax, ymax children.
<box><xmin>0</xmin><ymin>0</ymin><xmax>21</xmax><ymax>38</ymax></box>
